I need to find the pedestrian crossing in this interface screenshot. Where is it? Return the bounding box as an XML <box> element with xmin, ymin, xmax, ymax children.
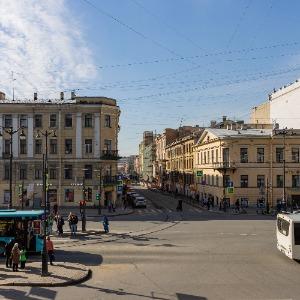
<box><xmin>135</xmin><ymin>206</ymin><xmax>203</xmax><ymax>215</ymax></box>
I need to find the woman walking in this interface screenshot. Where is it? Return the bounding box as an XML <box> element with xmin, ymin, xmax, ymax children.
<box><xmin>11</xmin><ymin>243</ymin><xmax>20</xmax><ymax>272</ymax></box>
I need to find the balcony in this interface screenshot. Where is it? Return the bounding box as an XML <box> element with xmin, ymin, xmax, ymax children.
<box><xmin>213</xmin><ymin>162</ymin><xmax>236</xmax><ymax>171</ymax></box>
<box><xmin>101</xmin><ymin>150</ymin><xmax>120</xmax><ymax>160</ymax></box>
<box><xmin>102</xmin><ymin>175</ymin><xmax>118</xmax><ymax>186</ymax></box>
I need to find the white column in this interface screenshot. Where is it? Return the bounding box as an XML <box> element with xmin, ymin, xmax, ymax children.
<box><xmin>76</xmin><ymin>112</ymin><xmax>82</xmax><ymax>158</ymax></box>
<box><xmin>12</xmin><ymin>114</ymin><xmax>18</xmax><ymax>157</ymax></box>
<box><xmin>94</xmin><ymin>113</ymin><xmax>100</xmax><ymax>158</ymax></box>
<box><xmin>0</xmin><ymin>114</ymin><xmax>2</xmax><ymax>158</ymax></box>
<box><xmin>27</xmin><ymin>114</ymin><xmax>33</xmax><ymax>157</ymax></box>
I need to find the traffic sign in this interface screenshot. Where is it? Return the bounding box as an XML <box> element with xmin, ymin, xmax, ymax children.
<box><xmin>196</xmin><ymin>170</ymin><xmax>203</xmax><ymax>177</ymax></box>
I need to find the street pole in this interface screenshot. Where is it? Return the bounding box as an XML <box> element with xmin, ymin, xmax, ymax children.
<box><xmin>98</xmin><ymin>167</ymin><xmax>102</xmax><ymax>215</ymax></box>
<box><xmin>21</xmin><ymin>181</ymin><xmax>24</xmax><ymax>210</ymax></box>
<box><xmin>283</xmin><ymin>132</ymin><xmax>286</xmax><ymax>210</ymax></box>
<box><xmin>41</xmin><ymin>153</ymin><xmax>48</xmax><ymax>276</ymax></box>
<box><xmin>82</xmin><ymin>177</ymin><xmax>86</xmax><ymax>232</ymax></box>
<box><xmin>9</xmin><ymin>130</ymin><xmax>13</xmax><ymax>209</ymax></box>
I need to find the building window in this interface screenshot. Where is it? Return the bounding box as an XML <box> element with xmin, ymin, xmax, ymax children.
<box><xmin>50</xmin><ymin>139</ymin><xmax>57</xmax><ymax>154</ymax></box>
<box><xmin>65</xmin><ymin>189</ymin><xmax>74</xmax><ymax>202</ymax></box>
<box><xmin>216</xmin><ymin>175</ymin><xmax>219</xmax><ymax>187</ymax></box>
<box><xmin>84</xmin><ymin>114</ymin><xmax>93</xmax><ymax>128</ymax></box>
<box><xmin>257</xmin><ymin>148</ymin><xmax>264</xmax><ymax>163</ymax></box>
<box><xmin>240</xmin><ymin>148</ymin><xmax>248</xmax><ymax>163</ymax></box>
<box><xmin>35</xmin><ymin>167</ymin><xmax>42</xmax><ymax>180</ymax></box>
<box><xmin>35</xmin><ymin>139</ymin><xmax>42</xmax><ymax>155</ymax></box>
<box><xmin>211</xmin><ymin>175</ymin><xmax>215</xmax><ymax>186</ymax></box>
<box><xmin>85</xmin><ymin>139</ymin><xmax>92</xmax><ymax>154</ymax></box>
<box><xmin>20</xmin><ymin>139</ymin><xmax>27</xmax><ymax>155</ymax></box>
<box><xmin>292</xmin><ymin>175</ymin><xmax>300</xmax><ymax>188</ymax></box>
<box><xmin>4</xmin><ymin>164</ymin><xmax>10</xmax><ymax>180</ymax></box>
<box><xmin>34</xmin><ymin>114</ymin><xmax>42</xmax><ymax>128</ymax></box>
<box><xmin>257</xmin><ymin>175</ymin><xmax>265</xmax><ymax>188</ymax></box>
<box><xmin>49</xmin><ymin>167</ymin><xmax>57</xmax><ymax>180</ymax></box>
<box><xmin>4</xmin><ymin>140</ymin><xmax>10</xmax><ymax>155</ymax></box>
<box><xmin>104</xmin><ymin>139</ymin><xmax>112</xmax><ymax>151</ymax></box>
<box><xmin>4</xmin><ymin>115</ymin><xmax>12</xmax><ymax>128</ymax></box>
<box><xmin>64</xmin><ymin>165</ymin><xmax>73</xmax><ymax>179</ymax></box>
<box><xmin>207</xmin><ymin>151</ymin><xmax>210</xmax><ymax>164</ymax></box>
<box><xmin>50</xmin><ymin>114</ymin><xmax>57</xmax><ymax>128</ymax></box>
<box><xmin>216</xmin><ymin>149</ymin><xmax>219</xmax><ymax>163</ymax></box>
<box><xmin>19</xmin><ymin>164</ymin><xmax>27</xmax><ymax>180</ymax></box>
<box><xmin>85</xmin><ymin>187</ymin><xmax>92</xmax><ymax>202</ymax></box>
<box><xmin>65</xmin><ymin>113</ymin><xmax>72</xmax><ymax>128</ymax></box>
<box><xmin>240</xmin><ymin>175</ymin><xmax>248</xmax><ymax>188</ymax></box>
<box><xmin>4</xmin><ymin>190</ymin><xmax>10</xmax><ymax>204</ymax></box>
<box><xmin>277</xmin><ymin>175</ymin><xmax>283</xmax><ymax>188</ymax></box>
<box><xmin>292</xmin><ymin>148</ymin><xmax>299</xmax><ymax>163</ymax></box>
<box><xmin>20</xmin><ymin>115</ymin><xmax>27</xmax><ymax>128</ymax></box>
<box><xmin>84</xmin><ymin>165</ymin><xmax>93</xmax><ymax>179</ymax></box>
<box><xmin>211</xmin><ymin>150</ymin><xmax>214</xmax><ymax>163</ymax></box>
<box><xmin>65</xmin><ymin>139</ymin><xmax>72</xmax><ymax>154</ymax></box>
<box><xmin>276</xmin><ymin>148</ymin><xmax>283</xmax><ymax>163</ymax></box>
<box><xmin>104</xmin><ymin>115</ymin><xmax>111</xmax><ymax>127</ymax></box>
<box><xmin>224</xmin><ymin>175</ymin><xmax>231</xmax><ymax>187</ymax></box>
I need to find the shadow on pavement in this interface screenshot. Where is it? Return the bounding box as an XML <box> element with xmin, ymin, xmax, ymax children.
<box><xmin>176</xmin><ymin>293</ymin><xmax>207</xmax><ymax>300</ymax></box>
<box><xmin>55</xmin><ymin>249</ymin><xmax>103</xmax><ymax>266</ymax></box>
<box><xmin>0</xmin><ymin>287</ymin><xmax>57</xmax><ymax>300</ymax></box>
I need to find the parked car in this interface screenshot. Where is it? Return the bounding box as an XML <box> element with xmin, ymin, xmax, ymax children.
<box><xmin>133</xmin><ymin>196</ymin><xmax>147</xmax><ymax>208</ymax></box>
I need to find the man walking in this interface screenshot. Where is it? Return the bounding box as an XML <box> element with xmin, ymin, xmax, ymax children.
<box><xmin>5</xmin><ymin>239</ymin><xmax>14</xmax><ymax>268</ymax></box>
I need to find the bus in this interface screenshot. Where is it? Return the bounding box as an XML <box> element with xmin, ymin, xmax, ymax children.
<box><xmin>276</xmin><ymin>212</ymin><xmax>300</xmax><ymax>260</ymax></box>
<box><xmin>0</xmin><ymin>210</ymin><xmax>45</xmax><ymax>255</ymax></box>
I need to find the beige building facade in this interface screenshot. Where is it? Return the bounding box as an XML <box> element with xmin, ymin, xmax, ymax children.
<box><xmin>194</xmin><ymin>128</ymin><xmax>300</xmax><ymax>207</ymax></box>
<box><xmin>0</xmin><ymin>92</ymin><xmax>120</xmax><ymax>208</ymax></box>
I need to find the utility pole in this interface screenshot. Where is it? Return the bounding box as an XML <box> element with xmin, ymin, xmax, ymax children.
<box><xmin>81</xmin><ymin>177</ymin><xmax>86</xmax><ymax>232</ymax></box>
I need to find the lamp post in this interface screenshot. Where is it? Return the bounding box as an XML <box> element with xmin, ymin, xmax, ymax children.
<box><xmin>0</xmin><ymin>126</ymin><xmax>25</xmax><ymax>209</ymax></box>
<box><xmin>81</xmin><ymin>176</ymin><xmax>86</xmax><ymax>232</ymax></box>
<box><xmin>36</xmin><ymin>129</ymin><xmax>56</xmax><ymax>276</ymax></box>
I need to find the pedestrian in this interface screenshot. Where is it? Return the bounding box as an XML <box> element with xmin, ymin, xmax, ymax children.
<box><xmin>207</xmin><ymin>198</ymin><xmax>211</xmax><ymax>211</ymax></box>
<box><xmin>235</xmin><ymin>198</ymin><xmax>240</xmax><ymax>213</ymax></box>
<box><xmin>53</xmin><ymin>204</ymin><xmax>58</xmax><ymax>216</ymax></box>
<box><xmin>19</xmin><ymin>247</ymin><xmax>27</xmax><ymax>269</ymax></box>
<box><xmin>5</xmin><ymin>239</ymin><xmax>14</xmax><ymax>268</ymax></box>
<box><xmin>57</xmin><ymin>215</ymin><xmax>64</xmax><ymax>236</ymax></box>
<box><xmin>102</xmin><ymin>215</ymin><xmax>109</xmax><ymax>233</ymax></box>
<box><xmin>46</xmin><ymin>236</ymin><xmax>55</xmax><ymax>265</ymax></box>
<box><xmin>68</xmin><ymin>212</ymin><xmax>78</xmax><ymax>237</ymax></box>
<box><xmin>48</xmin><ymin>213</ymin><xmax>54</xmax><ymax>235</ymax></box>
<box><xmin>11</xmin><ymin>243</ymin><xmax>20</xmax><ymax>272</ymax></box>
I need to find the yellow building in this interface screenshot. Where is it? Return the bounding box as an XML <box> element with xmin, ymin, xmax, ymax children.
<box><xmin>194</xmin><ymin>128</ymin><xmax>300</xmax><ymax>207</ymax></box>
<box><xmin>165</xmin><ymin>128</ymin><xmax>203</xmax><ymax>196</ymax></box>
<box><xmin>0</xmin><ymin>91</ymin><xmax>120</xmax><ymax>208</ymax></box>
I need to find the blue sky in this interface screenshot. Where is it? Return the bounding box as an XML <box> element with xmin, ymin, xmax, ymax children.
<box><xmin>1</xmin><ymin>0</ymin><xmax>300</xmax><ymax>156</ymax></box>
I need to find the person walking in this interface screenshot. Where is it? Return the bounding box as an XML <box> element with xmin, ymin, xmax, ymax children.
<box><xmin>5</xmin><ymin>239</ymin><xmax>14</xmax><ymax>268</ymax></box>
<box><xmin>48</xmin><ymin>213</ymin><xmax>54</xmax><ymax>235</ymax></box>
<box><xmin>19</xmin><ymin>247</ymin><xmax>27</xmax><ymax>269</ymax></box>
<box><xmin>46</xmin><ymin>236</ymin><xmax>55</xmax><ymax>265</ymax></box>
<box><xmin>11</xmin><ymin>243</ymin><xmax>20</xmax><ymax>272</ymax></box>
<box><xmin>68</xmin><ymin>212</ymin><xmax>78</xmax><ymax>237</ymax></box>
<box><xmin>57</xmin><ymin>215</ymin><xmax>64</xmax><ymax>236</ymax></box>
<box><xmin>102</xmin><ymin>215</ymin><xmax>109</xmax><ymax>233</ymax></box>
<box><xmin>235</xmin><ymin>198</ymin><xmax>240</xmax><ymax>213</ymax></box>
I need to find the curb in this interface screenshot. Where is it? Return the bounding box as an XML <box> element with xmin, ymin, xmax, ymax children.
<box><xmin>0</xmin><ymin>268</ymin><xmax>92</xmax><ymax>287</ymax></box>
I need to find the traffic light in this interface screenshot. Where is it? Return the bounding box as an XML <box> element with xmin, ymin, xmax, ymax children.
<box><xmin>96</xmin><ymin>193</ymin><xmax>100</xmax><ymax>201</ymax></box>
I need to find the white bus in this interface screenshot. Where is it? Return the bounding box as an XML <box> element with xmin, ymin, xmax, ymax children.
<box><xmin>276</xmin><ymin>212</ymin><xmax>300</xmax><ymax>260</ymax></box>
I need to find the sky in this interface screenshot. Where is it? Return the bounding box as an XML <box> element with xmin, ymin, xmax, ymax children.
<box><xmin>1</xmin><ymin>0</ymin><xmax>300</xmax><ymax>156</ymax></box>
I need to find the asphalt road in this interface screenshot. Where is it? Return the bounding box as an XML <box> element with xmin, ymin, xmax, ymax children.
<box><xmin>1</xmin><ymin>186</ymin><xmax>300</xmax><ymax>300</ymax></box>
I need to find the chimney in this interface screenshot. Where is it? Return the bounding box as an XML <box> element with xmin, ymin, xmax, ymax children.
<box><xmin>222</xmin><ymin>116</ymin><xmax>227</xmax><ymax>122</ymax></box>
<box><xmin>34</xmin><ymin>92</ymin><xmax>37</xmax><ymax>101</ymax></box>
<box><xmin>71</xmin><ymin>90</ymin><xmax>76</xmax><ymax>100</ymax></box>
<box><xmin>0</xmin><ymin>91</ymin><xmax>5</xmax><ymax>100</ymax></box>
<box><xmin>60</xmin><ymin>92</ymin><xmax>64</xmax><ymax>101</ymax></box>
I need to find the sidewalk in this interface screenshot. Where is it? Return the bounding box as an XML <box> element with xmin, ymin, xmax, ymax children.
<box><xmin>0</xmin><ymin>262</ymin><xmax>91</xmax><ymax>287</ymax></box>
<box><xmin>58</xmin><ymin>207</ymin><xmax>133</xmax><ymax>218</ymax></box>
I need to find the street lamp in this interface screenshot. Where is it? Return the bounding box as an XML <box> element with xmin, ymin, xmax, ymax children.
<box><xmin>36</xmin><ymin>129</ymin><xmax>56</xmax><ymax>276</ymax></box>
<box><xmin>0</xmin><ymin>126</ymin><xmax>25</xmax><ymax>209</ymax></box>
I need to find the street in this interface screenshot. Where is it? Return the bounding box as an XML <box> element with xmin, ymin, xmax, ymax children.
<box><xmin>1</xmin><ymin>186</ymin><xmax>300</xmax><ymax>300</ymax></box>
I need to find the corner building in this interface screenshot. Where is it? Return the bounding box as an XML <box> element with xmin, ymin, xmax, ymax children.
<box><xmin>0</xmin><ymin>93</ymin><xmax>120</xmax><ymax>208</ymax></box>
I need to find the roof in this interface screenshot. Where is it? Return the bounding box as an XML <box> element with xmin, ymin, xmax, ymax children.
<box><xmin>278</xmin><ymin>212</ymin><xmax>300</xmax><ymax>222</ymax></box>
<box><xmin>205</xmin><ymin>128</ymin><xmax>273</xmax><ymax>138</ymax></box>
<box><xmin>0</xmin><ymin>210</ymin><xmax>44</xmax><ymax>218</ymax></box>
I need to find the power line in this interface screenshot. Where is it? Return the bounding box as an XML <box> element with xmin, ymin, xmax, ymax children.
<box><xmin>130</xmin><ymin>0</ymin><xmax>205</xmax><ymax>51</ymax></box>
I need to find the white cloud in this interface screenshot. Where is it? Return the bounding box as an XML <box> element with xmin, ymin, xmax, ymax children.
<box><xmin>0</xmin><ymin>0</ymin><xmax>97</xmax><ymax>99</ymax></box>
